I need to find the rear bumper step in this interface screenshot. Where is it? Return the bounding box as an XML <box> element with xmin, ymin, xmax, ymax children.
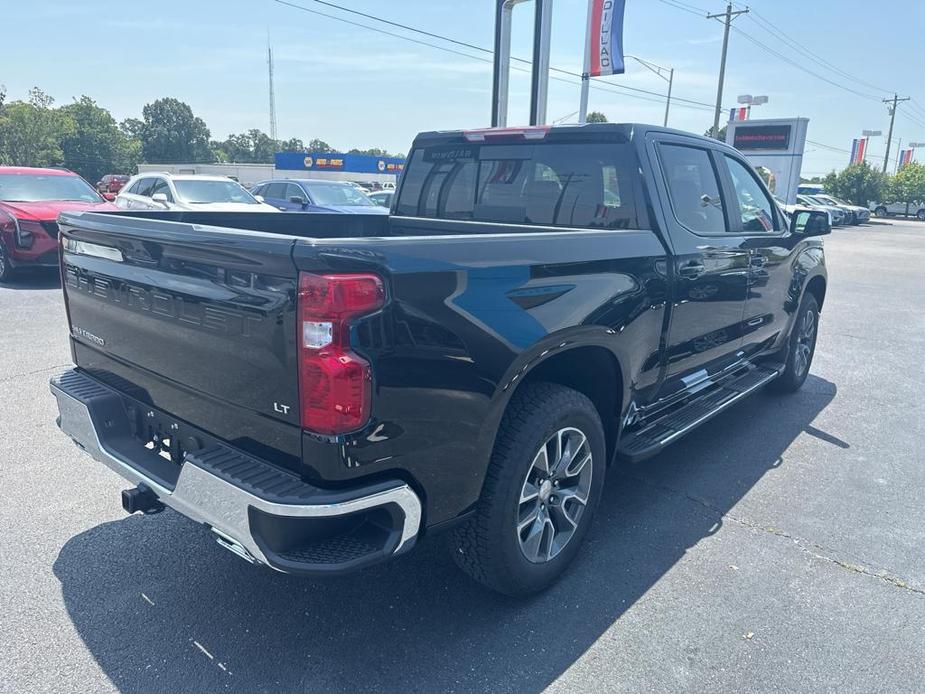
<box><xmin>618</xmin><ymin>365</ymin><xmax>780</xmax><ymax>463</ymax></box>
<box><xmin>50</xmin><ymin>369</ymin><xmax>422</xmax><ymax>575</ymax></box>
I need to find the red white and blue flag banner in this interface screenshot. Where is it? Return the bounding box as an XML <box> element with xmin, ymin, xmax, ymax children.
<box><xmin>899</xmin><ymin>148</ymin><xmax>914</xmax><ymax>169</ymax></box>
<box><xmin>849</xmin><ymin>137</ymin><xmax>868</xmax><ymax>165</ymax></box>
<box><xmin>729</xmin><ymin>107</ymin><xmax>748</xmax><ymax>122</ymax></box>
<box><xmin>586</xmin><ymin>0</ymin><xmax>626</xmax><ymax>77</ymax></box>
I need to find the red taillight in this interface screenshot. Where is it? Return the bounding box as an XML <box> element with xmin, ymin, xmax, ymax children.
<box><xmin>297</xmin><ymin>272</ymin><xmax>384</xmax><ymax>435</ymax></box>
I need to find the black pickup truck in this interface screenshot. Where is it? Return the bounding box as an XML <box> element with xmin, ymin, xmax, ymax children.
<box><xmin>50</xmin><ymin>123</ymin><xmax>829</xmax><ymax>596</ymax></box>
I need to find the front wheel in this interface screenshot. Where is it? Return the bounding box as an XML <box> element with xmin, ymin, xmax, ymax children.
<box><xmin>769</xmin><ymin>294</ymin><xmax>819</xmax><ymax>394</ymax></box>
<box><xmin>452</xmin><ymin>382</ymin><xmax>606</xmax><ymax>596</ymax></box>
<box><xmin>874</xmin><ymin>206</ymin><xmax>888</xmax><ymax>217</ymax></box>
<box><xmin>0</xmin><ymin>240</ymin><xmax>15</xmax><ymax>283</ymax></box>
<box><xmin>916</xmin><ymin>209</ymin><xmax>925</xmax><ymax>221</ymax></box>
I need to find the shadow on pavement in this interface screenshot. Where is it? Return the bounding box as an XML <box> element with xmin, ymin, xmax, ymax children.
<box><xmin>53</xmin><ymin>376</ymin><xmax>837</xmax><ymax>692</ymax></box>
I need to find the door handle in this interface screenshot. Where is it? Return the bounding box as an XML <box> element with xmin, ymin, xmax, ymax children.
<box><xmin>749</xmin><ymin>255</ymin><xmax>767</xmax><ymax>268</ymax></box>
<box><xmin>679</xmin><ymin>262</ymin><xmax>706</xmax><ymax>278</ymax></box>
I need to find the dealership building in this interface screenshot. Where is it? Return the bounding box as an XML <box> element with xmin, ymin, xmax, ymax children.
<box><xmin>138</xmin><ymin>151</ymin><xmax>405</xmax><ymax>189</ymax></box>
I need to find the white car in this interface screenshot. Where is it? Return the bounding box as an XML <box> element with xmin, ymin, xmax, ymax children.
<box><xmin>116</xmin><ymin>173</ymin><xmax>278</xmax><ymax>212</ymax></box>
<box><xmin>870</xmin><ymin>201</ymin><xmax>925</xmax><ymax>219</ymax></box>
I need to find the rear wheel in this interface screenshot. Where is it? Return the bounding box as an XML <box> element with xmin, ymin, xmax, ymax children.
<box><xmin>452</xmin><ymin>382</ymin><xmax>606</xmax><ymax>596</ymax></box>
<box><xmin>0</xmin><ymin>240</ymin><xmax>15</xmax><ymax>283</ymax></box>
<box><xmin>916</xmin><ymin>209</ymin><xmax>925</xmax><ymax>221</ymax></box>
<box><xmin>769</xmin><ymin>294</ymin><xmax>819</xmax><ymax>394</ymax></box>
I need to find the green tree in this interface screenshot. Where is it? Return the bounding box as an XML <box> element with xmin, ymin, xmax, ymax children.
<box><xmin>139</xmin><ymin>98</ymin><xmax>213</xmax><ymax>163</ymax></box>
<box><xmin>0</xmin><ymin>87</ymin><xmax>74</xmax><ymax>167</ymax></box>
<box><xmin>279</xmin><ymin>137</ymin><xmax>306</xmax><ymax>152</ymax></box>
<box><xmin>58</xmin><ymin>96</ymin><xmax>139</xmax><ymax>182</ymax></box>
<box><xmin>822</xmin><ymin>161</ymin><xmax>886</xmax><ymax>207</ymax></box>
<box><xmin>307</xmin><ymin>138</ymin><xmax>335</xmax><ymax>153</ymax></box>
<box><xmin>586</xmin><ymin>111</ymin><xmax>608</xmax><ymax>123</ymax></box>
<box><xmin>885</xmin><ymin>162</ymin><xmax>925</xmax><ymax>215</ymax></box>
<box><xmin>347</xmin><ymin>147</ymin><xmax>399</xmax><ymax>157</ymax></box>
<box><xmin>704</xmin><ymin>124</ymin><xmax>727</xmax><ymax>142</ymax></box>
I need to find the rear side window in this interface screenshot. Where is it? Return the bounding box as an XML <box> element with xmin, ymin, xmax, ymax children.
<box><xmin>395</xmin><ymin>142</ymin><xmax>640</xmax><ymax>229</ymax></box>
<box><xmin>659</xmin><ymin>144</ymin><xmax>726</xmax><ymax>233</ymax></box>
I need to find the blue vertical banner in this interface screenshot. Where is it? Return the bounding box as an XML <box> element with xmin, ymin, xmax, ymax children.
<box><xmin>587</xmin><ymin>0</ymin><xmax>626</xmax><ymax>77</ymax></box>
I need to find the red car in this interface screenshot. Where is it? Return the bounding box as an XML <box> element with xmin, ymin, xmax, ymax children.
<box><xmin>96</xmin><ymin>174</ymin><xmax>130</xmax><ymax>196</ymax></box>
<box><xmin>0</xmin><ymin>167</ymin><xmax>117</xmax><ymax>281</ymax></box>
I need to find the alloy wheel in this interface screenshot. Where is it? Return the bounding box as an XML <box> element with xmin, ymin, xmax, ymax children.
<box><xmin>793</xmin><ymin>308</ymin><xmax>816</xmax><ymax>378</ymax></box>
<box><xmin>517</xmin><ymin>427</ymin><xmax>593</xmax><ymax>563</ymax></box>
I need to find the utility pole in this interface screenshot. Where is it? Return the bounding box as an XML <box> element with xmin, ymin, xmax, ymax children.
<box><xmin>707</xmin><ymin>3</ymin><xmax>749</xmax><ymax>139</ymax></box>
<box><xmin>882</xmin><ymin>93</ymin><xmax>910</xmax><ymax>174</ymax></box>
<box><xmin>267</xmin><ymin>31</ymin><xmax>278</xmax><ymax>142</ymax></box>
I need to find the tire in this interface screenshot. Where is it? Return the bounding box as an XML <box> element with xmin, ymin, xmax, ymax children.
<box><xmin>768</xmin><ymin>294</ymin><xmax>819</xmax><ymax>394</ymax></box>
<box><xmin>874</xmin><ymin>206</ymin><xmax>887</xmax><ymax>217</ymax></box>
<box><xmin>0</xmin><ymin>240</ymin><xmax>15</xmax><ymax>283</ymax></box>
<box><xmin>916</xmin><ymin>209</ymin><xmax>925</xmax><ymax>221</ymax></box>
<box><xmin>452</xmin><ymin>382</ymin><xmax>606</xmax><ymax>596</ymax></box>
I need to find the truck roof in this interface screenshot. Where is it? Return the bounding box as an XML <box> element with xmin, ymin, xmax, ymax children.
<box><xmin>411</xmin><ymin>122</ymin><xmax>719</xmax><ymax>147</ymax></box>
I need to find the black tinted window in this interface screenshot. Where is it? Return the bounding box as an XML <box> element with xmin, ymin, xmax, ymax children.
<box><xmin>150</xmin><ymin>179</ymin><xmax>173</xmax><ymax>202</ymax></box>
<box><xmin>396</xmin><ymin>142</ymin><xmax>639</xmax><ymax>229</ymax></box>
<box><xmin>264</xmin><ymin>182</ymin><xmax>287</xmax><ymax>199</ymax></box>
<box><xmin>659</xmin><ymin>144</ymin><xmax>726</xmax><ymax>233</ymax></box>
<box><xmin>135</xmin><ymin>178</ymin><xmax>157</xmax><ymax>197</ymax></box>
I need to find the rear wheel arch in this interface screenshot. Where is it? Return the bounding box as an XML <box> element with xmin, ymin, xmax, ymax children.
<box><xmin>805</xmin><ymin>275</ymin><xmax>827</xmax><ymax>312</ymax></box>
<box><xmin>496</xmin><ymin>344</ymin><xmax>625</xmax><ymax>465</ymax></box>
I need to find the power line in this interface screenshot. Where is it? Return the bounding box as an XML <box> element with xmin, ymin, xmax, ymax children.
<box><xmin>654</xmin><ymin>0</ymin><xmax>708</xmax><ymax>17</ymax></box>
<box><xmin>274</xmin><ymin>0</ymin><xmax>722</xmax><ymax>112</ymax></box>
<box><xmin>744</xmin><ymin>9</ymin><xmax>893</xmax><ymax>96</ymax></box>
<box><xmin>729</xmin><ymin>26</ymin><xmax>884</xmax><ymax>103</ymax></box>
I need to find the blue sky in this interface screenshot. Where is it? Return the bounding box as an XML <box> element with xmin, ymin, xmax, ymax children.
<box><xmin>6</xmin><ymin>1</ymin><xmax>925</xmax><ymax>175</ymax></box>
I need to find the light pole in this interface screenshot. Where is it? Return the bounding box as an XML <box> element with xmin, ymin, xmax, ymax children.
<box><xmin>861</xmin><ymin>129</ymin><xmax>882</xmax><ymax>164</ymax></box>
<box><xmin>625</xmin><ymin>55</ymin><xmax>675</xmax><ymax>127</ymax></box>
<box><xmin>737</xmin><ymin>94</ymin><xmax>768</xmax><ymax>118</ymax></box>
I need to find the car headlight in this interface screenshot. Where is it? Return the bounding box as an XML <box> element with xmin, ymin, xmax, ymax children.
<box><xmin>14</xmin><ymin>220</ymin><xmax>45</xmax><ymax>249</ymax></box>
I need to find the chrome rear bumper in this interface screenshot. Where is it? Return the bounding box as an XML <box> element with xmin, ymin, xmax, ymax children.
<box><xmin>50</xmin><ymin>369</ymin><xmax>422</xmax><ymax>574</ymax></box>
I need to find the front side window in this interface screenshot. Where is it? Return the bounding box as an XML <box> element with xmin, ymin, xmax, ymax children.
<box><xmin>395</xmin><ymin>142</ymin><xmax>639</xmax><ymax>229</ymax></box>
<box><xmin>135</xmin><ymin>178</ymin><xmax>157</xmax><ymax>197</ymax></box>
<box><xmin>724</xmin><ymin>156</ymin><xmax>778</xmax><ymax>232</ymax></box>
<box><xmin>264</xmin><ymin>182</ymin><xmax>286</xmax><ymax>200</ymax></box>
<box><xmin>659</xmin><ymin>144</ymin><xmax>726</xmax><ymax>233</ymax></box>
<box><xmin>150</xmin><ymin>179</ymin><xmax>174</xmax><ymax>202</ymax></box>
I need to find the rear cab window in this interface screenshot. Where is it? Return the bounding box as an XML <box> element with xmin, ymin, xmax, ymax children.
<box><xmin>658</xmin><ymin>143</ymin><xmax>727</xmax><ymax>234</ymax></box>
<box><xmin>395</xmin><ymin>137</ymin><xmax>643</xmax><ymax>230</ymax></box>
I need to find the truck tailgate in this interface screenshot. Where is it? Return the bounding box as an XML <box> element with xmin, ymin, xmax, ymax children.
<box><xmin>58</xmin><ymin>211</ymin><xmax>303</xmax><ymax>471</ymax></box>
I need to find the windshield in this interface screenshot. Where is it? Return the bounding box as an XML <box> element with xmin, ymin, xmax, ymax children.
<box><xmin>804</xmin><ymin>196</ymin><xmax>830</xmax><ymax>206</ymax></box>
<box><xmin>0</xmin><ymin>173</ymin><xmax>102</xmax><ymax>203</ymax></box>
<box><xmin>173</xmin><ymin>179</ymin><xmax>259</xmax><ymax>204</ymax></box>
<box><xmin>305</xmin><ymin>183</ymin><xmax>375</xmax><ymax>207</ymax></box>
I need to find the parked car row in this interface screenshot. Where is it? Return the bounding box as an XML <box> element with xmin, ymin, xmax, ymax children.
<box><xmin>0</xmin><ymin>166</ymin><xmax>402</xmax><ymax>280</ymax></box>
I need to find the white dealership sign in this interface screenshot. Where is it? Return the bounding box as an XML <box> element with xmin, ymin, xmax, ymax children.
<box><xmin>726</xmin><ymin>117</ymin><xmax>809</xmax><ymax>205</ymax></box>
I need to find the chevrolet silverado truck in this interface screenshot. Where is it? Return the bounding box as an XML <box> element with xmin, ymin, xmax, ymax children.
<box><xmin>50</xmin><ymin>123</ymin><xmax>830</xmax><ymax>596</ymax></box>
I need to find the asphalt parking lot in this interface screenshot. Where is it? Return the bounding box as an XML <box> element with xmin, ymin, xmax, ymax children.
<box><xmin>1</xmin><ymin>219</ymin><xmax>923</xmax><ymax>693</ymax></box>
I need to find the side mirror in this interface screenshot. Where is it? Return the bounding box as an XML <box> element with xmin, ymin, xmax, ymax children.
<box><xmin>289</xmin><ymin>195</ymin><xmax>306</xmax><ymax>206</ymax></box>
<box><xmin>791</xmin><ymin>208</ymin><xmax>831</xmax><ymax>237</ymax></box>
<box><xmin>254</xmin><ymin>194</ymin><xmax>265</xmax><ymax>203</ymax></box>
<box><xmin>151</xmin><ymin>192</ymin><xmax>169</xmax><ymax>205</ymax></box>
